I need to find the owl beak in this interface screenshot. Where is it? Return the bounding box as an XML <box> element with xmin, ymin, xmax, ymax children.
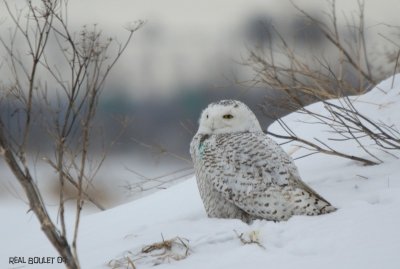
<box><xmin>210</xmin><ymin>120</ymin><xmax>216</xmax><ymax>132</ymax></box>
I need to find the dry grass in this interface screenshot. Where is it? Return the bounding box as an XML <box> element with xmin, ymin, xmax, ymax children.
<box><xmin>234</xmin><ymin>230</ymin><xmax>265</xmax><ymax>249</ymax></box>
<box><xmin>108</xmin><ymin>235</ymin><xmax>190</xmax><ymax>268</ymax></box>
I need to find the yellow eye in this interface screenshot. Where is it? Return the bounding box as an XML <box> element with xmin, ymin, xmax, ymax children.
<box><xmin>222</xmin><ymin>114</ymin><xmax>234</xmax><ymax>119</ymax></box>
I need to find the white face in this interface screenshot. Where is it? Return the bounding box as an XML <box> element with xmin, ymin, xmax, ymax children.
<box><xmin>197</xmin><ymin>100</ymin><xmax>262</xmax><ymax>134</ymax></box>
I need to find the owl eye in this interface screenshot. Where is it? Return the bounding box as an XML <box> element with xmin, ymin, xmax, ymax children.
<box><xmin>222</xmin><ymin>114</ymin><xmax>234</xmax><ymax>119</ymax></box>
<box><xmin>206</xmin><ymin>114</ymin><xmax>209</xmax><ymax>119</ymax></box>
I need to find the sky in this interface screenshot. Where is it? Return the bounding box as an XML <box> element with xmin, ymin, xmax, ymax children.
<box><xmin>1</xmin><ymin>0</ymin><xmax>399</xmax><ymax>98</ymax></box>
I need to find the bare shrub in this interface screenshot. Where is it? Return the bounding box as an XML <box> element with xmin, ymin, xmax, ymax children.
<box><xmin>245</xmin><ymin>0</ymin><xmax>400</xmax><ymax>165</ymax></box>
<box><xmin>0</xmin><ymin>1</ymin><xmax>143</xmax><ymax>268</ymax></box>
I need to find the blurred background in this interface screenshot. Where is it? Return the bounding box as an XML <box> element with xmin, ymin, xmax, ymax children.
<box><xmin>0</xmin><ymin>0</ymin><xmax>399</xmax><ymax>209</ymax></box>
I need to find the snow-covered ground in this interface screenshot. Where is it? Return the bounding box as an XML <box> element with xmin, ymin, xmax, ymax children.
<box><xmin>2</xmin><ymin>75</ymin><xmax>400</xmax><ymax>269</ymax></box>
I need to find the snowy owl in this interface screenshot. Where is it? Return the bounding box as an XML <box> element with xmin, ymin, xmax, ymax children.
<box><xmin>190</xmin><ymin>100</ymin><xmax>336</xmax><ymax>222</ymax></box>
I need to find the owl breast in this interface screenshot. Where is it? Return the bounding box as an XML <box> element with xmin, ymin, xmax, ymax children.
<box><xmin>190</xmin><ymin>133</ymin><xmax>251</xmax><ymax>222</ymax></box>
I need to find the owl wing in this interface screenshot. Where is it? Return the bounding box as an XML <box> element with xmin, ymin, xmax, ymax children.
<box><xmin>208</xmin><ymin>132</ymin><xmax>299</xmax><ymax>192</ymax></box>
<box><xmin>205</xmin><ymin>132</ymin><xmax>331</xmax><ymax>210</ymax></box>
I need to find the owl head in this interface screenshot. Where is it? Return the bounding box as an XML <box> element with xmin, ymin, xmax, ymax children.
<box><xmin>197</xmin><ymin>100</ymin><xmax>262</xmax><ymax>134</ymax></box>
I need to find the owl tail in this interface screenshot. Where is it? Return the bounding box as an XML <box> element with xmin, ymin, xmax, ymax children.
<box><xmin>320</xmin><ymin>204</ymin><xmax>337</xmax><ymax>214</ymax></box>
<box><xmin>293</xmin><ymin>176</ymin><xmax>337</xmax><ymax>215</ymax></box>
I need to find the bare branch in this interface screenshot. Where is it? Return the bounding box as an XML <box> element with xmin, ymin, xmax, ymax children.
<box><xmin>0</xmin><ymin>1</ymin><xmax>143</xmax><ymax>268</ymax></box>
<box><xmin>266</xmin><ymin>128</ymin><xmax>378</xmax><ymax>166</ymax></box>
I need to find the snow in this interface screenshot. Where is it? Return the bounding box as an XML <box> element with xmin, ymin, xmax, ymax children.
<box><xmin>2</xmin><ymin>75</ymin><xmax>400</xmax><ymax>269</ymax></box>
